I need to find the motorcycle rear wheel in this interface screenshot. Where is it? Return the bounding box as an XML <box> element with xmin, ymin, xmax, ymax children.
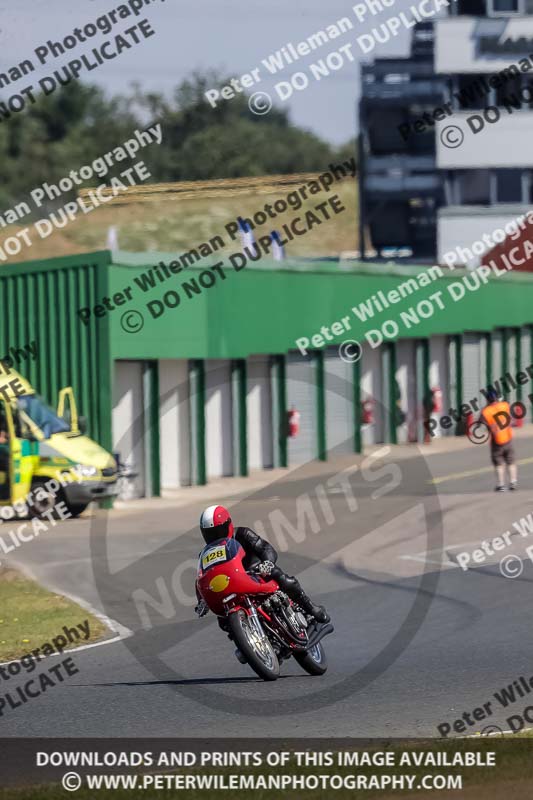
<box><xmin>293</xmin><ymin>642</ymin><xmax>328</xmax><ymax>675</ymax></box>
<box><xmin>228</xmin><ymin>610</ymin><xmax>280</xmax><ymax>681</ymax></box>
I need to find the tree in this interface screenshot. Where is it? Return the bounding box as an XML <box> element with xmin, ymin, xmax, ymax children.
<box><xmin>0</xmin><ymin>72</ymin><xmax>355</xmax><ymax>213</ymax></box>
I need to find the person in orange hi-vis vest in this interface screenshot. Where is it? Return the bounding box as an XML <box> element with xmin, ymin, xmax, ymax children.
<box><xmin>480</xmin><ymin>387</ymin><xmax>517</xmax><ymax>492</ymax></box>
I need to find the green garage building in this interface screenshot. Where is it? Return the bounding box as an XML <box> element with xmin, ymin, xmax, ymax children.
<box><xmin>3</xmin><ymin>249</ymin><xmax>533</xmax><ymax>498</ymax></box>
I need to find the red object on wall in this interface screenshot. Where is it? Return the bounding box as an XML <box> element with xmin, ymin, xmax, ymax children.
<box><xmin>431</xmin><ymin>387</ymin><xmax>443</xmax><ymax>413</ymax></box>
<box><xmin>362</xmin><ymin>399</ymin><xmax>374</xmax><ymax>425</ymax></box>
<box><xmin>287</xmin><ymin>408</ymin><xmax>300</xmax><ymax>437</ymax></box>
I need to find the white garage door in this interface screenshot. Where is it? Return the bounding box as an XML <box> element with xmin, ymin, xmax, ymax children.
<box><xmin>247</xmin><ymin>355</ymin><xmax>273</xmax><ymax>470</ymax></box>
<box><xmin>429</xmin><ymin>336</ymin><xmax>451</xmax><ymax>437</ymax></box>
<box><xmin>286</xmin><ymin>352</ymin><xmax>317</xmax><ymax>464</ymax></box>
<box><xmin>159</xmin><ymin>359</ymin><xmax>191</xmax><ymax>488</ymax></box>
<box><xmin>448</xmin><ymin>337</ymin><xmax>459</xmax><ymax>415</ymax></box>
<box><xmin>507</xmin><ymin>331</ymin><xmax>519</xmax><ymax>406</ymax></box>
<box><xmin>396</xmin><ymin>340</ymin><xmax>417</xmax><ymax>443</ymax></box>
<box><xmin>205</xmin><ymin>360</ymin><xmax>233</xmax><ymax>478</ymax></box>
<box><xmin>492</xmin><ymin>331</ymin><xmax>503</xmax><ymax>392</ymax></box>
<box><xmin>521</xmin><ymin>327</ymin><xmax>532</xmax><ymax>422</ymax></box>
<box><xmin>325</xmin><ymin>347</ymin><xmax>353</xmax><ymax>455</ymax></box>
<box><xmin>361</xmin><ymin>344</ymin><xmax>384</xmax><ymax>446</ymax></box>
<box><xmin>112</xmin><ymin>360</ymin><xmax>146</xmax><ymax>498</ymax></box>
<box><xmin>463</xmin><ymin>333</ymin><xmax>486</xmax><ymax>407</ymax></box>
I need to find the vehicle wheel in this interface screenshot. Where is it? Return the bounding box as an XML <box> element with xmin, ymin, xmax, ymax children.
<box><xmin>28</xmin><ymin>479</ymin><xmax>64</xmax><ymax>519</ymax></box>
<box><xmin>293</xmin><ymin>642</ymin><xmax>328</xmax><ymax>675</ymax></box>
<box><xmin>228</xmin><ymin>610</ymin><xmax>280</xmax><ymax>681</ymax></box>
<box><xmin>64</xmin><ymin>502</ymin><xmax>89</xmax><ymax>518</ymax></box>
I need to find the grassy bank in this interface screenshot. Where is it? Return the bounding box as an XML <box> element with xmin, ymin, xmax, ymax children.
<box><xmin>0</xmin><ymin>567</ymin><xmax>108</xmax><ymax>662</ymax></box>
<box><xmin>2</xmin><ymin>177</ymin><xmax>358</xmax><ymax>263</ymax></box>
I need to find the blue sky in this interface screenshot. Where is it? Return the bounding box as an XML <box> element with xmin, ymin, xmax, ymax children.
<box><xmin>1</xmin><ymin>0</ymin><xmax>419</xmax><ymax>144</ymax></box>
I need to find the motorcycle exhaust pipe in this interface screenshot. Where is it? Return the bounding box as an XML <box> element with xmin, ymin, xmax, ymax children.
<box><xmin>306</xmin><ymin>622</ymin><xmax>334</xmax><ymax>649</ymax></box>
<box><xmin>261</xmin><ymin>620</ymin><xmax>334</xmax><ymax>653</ymax></box>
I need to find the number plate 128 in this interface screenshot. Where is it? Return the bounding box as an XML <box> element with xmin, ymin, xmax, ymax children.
<box><xmin>202</xmin><ymin>546</ymin><xmax>226</xmax><ymax>569</ymax></box>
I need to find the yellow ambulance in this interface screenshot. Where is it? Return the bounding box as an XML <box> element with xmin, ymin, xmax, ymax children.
<box><xmin>0</xmin><ymin>369</ymin><xmax>117</xmax><ymax>518</ymax></box>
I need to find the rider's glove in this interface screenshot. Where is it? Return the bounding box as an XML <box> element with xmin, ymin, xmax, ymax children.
<box><xmin>257</xmin><ymin>560</ymin><xmax>275</xmax><ymax>577</ymax></box>
<box><xmin>195</xmin><ymin>599</ymin><xmax>209</xmax><ymax>617</ymax></box>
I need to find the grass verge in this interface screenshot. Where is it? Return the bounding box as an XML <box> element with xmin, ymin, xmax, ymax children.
<box><xmin>0</xmin><ymin>567</ymin><xmax>108</xmax><ymax>662</ymax></box>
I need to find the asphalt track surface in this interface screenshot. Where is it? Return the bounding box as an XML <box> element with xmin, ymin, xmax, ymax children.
<box><xmin>3</xmin><ymin>433</ymin><xmax>533</xmax><ymax>739</ymax></box>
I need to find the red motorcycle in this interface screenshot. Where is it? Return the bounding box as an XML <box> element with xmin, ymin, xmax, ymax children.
<box><xmin>196</xmin><ymin>536</ymin><xmax>333</xmax><ymax>681</ymax></box>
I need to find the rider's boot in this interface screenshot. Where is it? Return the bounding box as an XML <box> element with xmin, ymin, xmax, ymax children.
<box><xmin>307</xmin><ymin>601</ymin><xmax>330</xmax><ymax>624</ymax></box>
<box><xmin>274</xmin><ymin>569</ymin><xmax>330</xmax><ymax>624</ymax></box>
<box><xmin>291</xmin><ymin>586</ymin><xmax>330</xmax><ymax>624</ymax></box>
<box><xmin>271</xmin><ymin>567</ymin><xmax>330</xmax><ymax>622</ymax></box>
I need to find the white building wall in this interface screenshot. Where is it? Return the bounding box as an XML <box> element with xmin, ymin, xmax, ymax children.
<box><xmin>435</xmin><ymin>17</ymin><xmax>533</xmax><ymax>74</ymax></box>
<box><xmin>437</xmin><ymin>208</ymin><xmax>529</xmax><ymax>267</ymax></box>
<box><xmin>159</xmin><ymin>359</ymin><xmax>191</xmax><ymax>488</ymax></box>
<box><xmin>436</xmin><ymin>114</ymin><xmax>533</xmax><ymax>170</ymax></box>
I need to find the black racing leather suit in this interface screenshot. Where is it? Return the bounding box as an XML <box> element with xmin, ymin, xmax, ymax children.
<box><xmin>234</xmin><ymin>526</ymin><xmax>317</xmax><ymax>614</ymax></box>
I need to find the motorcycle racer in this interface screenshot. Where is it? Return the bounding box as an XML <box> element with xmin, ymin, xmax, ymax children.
<box><xmin>195</xmin><ymin>504</ymin><xmax>330</xmax><ymax>623</ymax></box>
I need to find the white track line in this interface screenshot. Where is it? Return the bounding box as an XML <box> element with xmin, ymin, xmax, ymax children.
<box><xmin>467</xmin><ymin>727</ymin><xmax>533</xmax><ymax>737</ymax></box>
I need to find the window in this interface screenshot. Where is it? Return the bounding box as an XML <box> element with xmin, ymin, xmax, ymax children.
<box><xmin>460</xmin><ymin>170</ymin><xmax>491</xmax><ymax>204</ymax></box>
<box><xmin>457</xmin><ymin>0</ymin><xmax>486</xmax><ymax>13</ymax></box>
<box><xmin>16</xmin><ymin>394</ymin><xmax>70</xmax><ymax>439</ymax></box>
<box><xmin>456</xmin><ymin>74</ymin><xmax>488</xmax><ymax>109</ymax></box>
<box><xmin>489</xmin><ymin>0</ymin><xmax>519</xmax><ymax>12</ymax></box>
<box><xmin>496</xmin><ymin>72</ymin><xmax>523</xmax><ymax>108</ymax></box>
<box><xmin>495</xmin><ymin>169</ymin><xmax>523</xmax><ymax>202</ymax></box>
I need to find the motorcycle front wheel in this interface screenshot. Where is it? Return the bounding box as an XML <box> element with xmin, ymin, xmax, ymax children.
<box><xmin>293</xmin><ymin>642</ymin><xmax>328</xmax><ymax>675</ymax></box>
<box><xmin>228</xmin><ymin>609</ymin><xmax>280</xmax><ymax>681</ymax></box>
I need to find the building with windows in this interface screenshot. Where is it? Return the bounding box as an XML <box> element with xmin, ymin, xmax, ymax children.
<box><xmin>359</xmin><ymin>23</ymin><xmax>445</xmax><ymax>261</ymax></box>
<box><xmin>359</xmin><ymin>3</ymin><xmax>533</xmax><ymax>264</ymax></box>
